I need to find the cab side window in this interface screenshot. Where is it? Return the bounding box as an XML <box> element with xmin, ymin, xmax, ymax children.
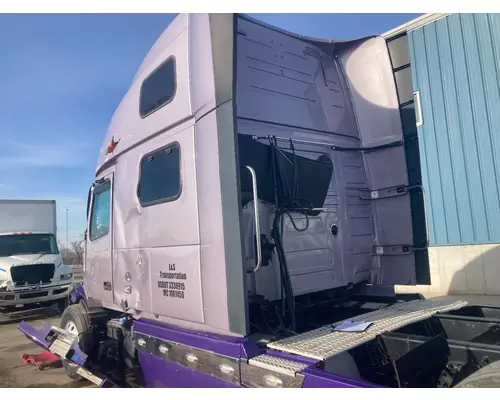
<box><xmin>139</xmin><ymin>57</ymin><xmax>176</xmax><ymax>118</ymax></box>
<box><xmin>89</xmin><ymin>180</ymin><xmax>111</xmax><ymax>241</ymax></box>
<box><xmin>138</xmin><ymin>143</ymin><xmax>181</xmax><ymax>207</ymax></box>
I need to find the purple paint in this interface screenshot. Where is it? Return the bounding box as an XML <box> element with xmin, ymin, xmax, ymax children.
<box><xmin>134</xmin><ymin>318</ymin><xmax>262</xmax><ymax>359</ymax></box>
<box><xmin>139</xmin><ymin>352</ymin><xmax>240</xmax><ymax>388</ymax></box>
<box><xmin>134</xmin><ymin>318</ymin><xmax>374</xmax><ymax>388</ymax></box>
<box><xmin>18</xmin><ymin>317</ymin><xmax>374</xmax><ymax>388</ymax></box>
<box><xmin>17</xmin><ymin>321</ymin><xmax>54</xmax><ymax>352</ymax></box>
<box><xmin>137</xmin><ymin>346</ymin><xmax>374</xmax><ymax>388</ymax></box>
<box><xmin>17</xmin><ymin>321</ymin><xmax>88</xmax><ymax>366</ymax></box>
<box><xmin>70</xmin><ymin>284</ymin><xmax>86</xmax><ymax>305</ymax></box>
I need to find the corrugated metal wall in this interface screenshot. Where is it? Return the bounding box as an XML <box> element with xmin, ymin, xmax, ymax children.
<box><xmin>409</xmin><ymin>13</ymin><xmax>500</xmax><ymax>246</ymax></box>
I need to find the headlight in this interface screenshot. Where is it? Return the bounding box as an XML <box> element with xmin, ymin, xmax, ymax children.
<box><xmin>60</xmin><ymin>273</ymin><xmax>73</xmax><ymax>280</ymax></box>
<box><xmin>0</xmin><ymin>280</ymin><xmax>14</xmax><ymax>291</ymax></box>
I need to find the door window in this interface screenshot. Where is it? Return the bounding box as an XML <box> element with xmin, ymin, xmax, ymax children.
<box><xmin>89</xmin><ymin>180</ymin><xmax>111</xmax><ymax>241</ymax></box>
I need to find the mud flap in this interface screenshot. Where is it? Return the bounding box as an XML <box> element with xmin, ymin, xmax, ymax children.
<box><xmin>17</xmin><ymin>320</ymin><xmax>116</xmax><ymax>387</ymax></box>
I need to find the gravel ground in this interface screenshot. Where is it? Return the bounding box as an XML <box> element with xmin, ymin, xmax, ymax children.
<box><xmin>0</xmin><ymin>305</ymin><xmax>93</xmax><ymax>388</ymax></box>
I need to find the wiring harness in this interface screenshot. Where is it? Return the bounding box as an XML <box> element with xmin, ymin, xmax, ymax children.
<box><xmin>267</xmin><ymin>136</ymin><xmax>317</xmax><ymax>333</ymax></box>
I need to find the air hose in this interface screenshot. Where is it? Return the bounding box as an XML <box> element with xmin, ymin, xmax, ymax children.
<box><xmin>268</xmin><ymin>136</ymin><xmax>315</xmax><ymax>333</ymax></box>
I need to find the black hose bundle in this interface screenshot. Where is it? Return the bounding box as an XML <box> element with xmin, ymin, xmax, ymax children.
<box><xmin>268</xmin><ymin>136</ymin><xmax>315</xmax><ymax>333</ymax></box>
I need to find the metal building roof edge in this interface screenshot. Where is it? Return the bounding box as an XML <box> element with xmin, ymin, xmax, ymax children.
<box><xmin>382</xmin><ymin>13</ymin><xmax>452</xmax><ymax>39</ymax></box>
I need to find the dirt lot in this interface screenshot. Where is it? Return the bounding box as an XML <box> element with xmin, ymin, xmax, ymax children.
<box><xmin>0</xmin><ymin>305</ymin><xmax>93</xmax><ymax>388</ymax></box>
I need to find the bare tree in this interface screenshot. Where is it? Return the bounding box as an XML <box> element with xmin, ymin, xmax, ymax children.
<box><xmin>58</xmin><ymin>241</ymin><xmax>72</xmax><ymax>265</ymax></box>
<box><xmin>71</xmin><ymin>240</ymin><xmax>84</xmax><ymax>266</ymax></box>
<box><xmin>58</xmin><ymin>242</ymin><xmax>76</xmax><ymax>265</ymax></box>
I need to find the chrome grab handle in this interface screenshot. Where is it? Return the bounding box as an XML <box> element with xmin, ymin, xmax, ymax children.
<box><xmin>245</xmin><ymin>166</ymin><xmax>262</xmax><ymax>273</ymax></box>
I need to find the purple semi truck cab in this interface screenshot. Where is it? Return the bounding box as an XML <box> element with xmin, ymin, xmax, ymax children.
<box><xmin>17</xmin><ymin>14</ymin><xmax>500</xmax><ymax>388</ymax></box>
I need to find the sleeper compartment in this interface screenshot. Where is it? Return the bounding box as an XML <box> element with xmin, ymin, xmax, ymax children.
<box><xmin>234</xmin><ymin>14</ymin><xmax>430</xmax><ymax>306</ymax></box>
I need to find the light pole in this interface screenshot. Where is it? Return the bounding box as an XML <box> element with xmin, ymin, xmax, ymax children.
<box><xmin>66</xmin><ymin>208</ymin><xmax>69</xmax><ymax>249</ymax></box>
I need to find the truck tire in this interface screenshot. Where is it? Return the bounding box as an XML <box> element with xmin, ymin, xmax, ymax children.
<box><xmin>59</xmin><ymin>304</ymin><xmax>91</xmax><ymax>381</ymax></box>
<box><xmin>454</xmin><ymin>361</ymin><xmax>500</xmax><ymax>388</ymax></box>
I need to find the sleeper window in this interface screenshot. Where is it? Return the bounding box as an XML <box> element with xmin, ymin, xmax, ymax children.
<box><xmin>89</xmin><ymin>181</ymin><xmax>111</xmax><ymax>241</ymax></box>
<box><xmin>387</xmin><ymin>35</ymin><xmax>410</xmax><ymax>70</ymax></box>
<box><xmin>394</xmin><ymin>67</ymin><xmax>413</xmax><ymax>105</ymax></box>
<box><xmin>138</xmin><ymin>143</ymin><xmax>181</xmax><ymax>206</ymax></box>
<box><xmin>139</xmin><ymin>57</ymin><xmax>176</xmax><ymax>118</ymax></box>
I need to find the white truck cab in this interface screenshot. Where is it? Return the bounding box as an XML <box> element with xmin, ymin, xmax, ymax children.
<box><xmin>0</xmin><ymin>200</ymin><xmax>73</xmax><ymax>310</ymax></box>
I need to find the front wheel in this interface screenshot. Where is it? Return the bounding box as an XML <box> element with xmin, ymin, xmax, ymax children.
<box><xmin>59</xmin><ymin>304</ymin><xmax>91</xmax><ymax>381</ymax></box>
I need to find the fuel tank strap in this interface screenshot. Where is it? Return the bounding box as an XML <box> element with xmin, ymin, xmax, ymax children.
<box><xmin>267</xmin><ymin>299</ymin><xmax>467</xmax><ymax>361</ymax></box>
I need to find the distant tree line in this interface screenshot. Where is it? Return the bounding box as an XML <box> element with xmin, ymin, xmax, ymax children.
<box><xmin>58</xmin><ymin>240</ymin><xmax>84</xmax><ymax>266</ymax></box>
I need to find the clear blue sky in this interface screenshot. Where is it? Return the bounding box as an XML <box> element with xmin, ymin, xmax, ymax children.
<box><xmin>0</xmin><ymin>13</ymin><xmax>421</xmax><ymax>244</ymax></box>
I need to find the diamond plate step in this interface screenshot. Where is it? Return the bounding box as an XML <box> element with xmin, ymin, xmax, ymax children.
<box><xmin>267</xmin><ymin>299</ymin><xmax>467</xmax><ymax>361</ymax></box>
<box><xmin>248</xmin><ymin>354</ymin><xmax>308</xmax><ymax>377</ymax></box>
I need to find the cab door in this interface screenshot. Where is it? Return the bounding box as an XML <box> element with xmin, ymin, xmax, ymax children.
<box><xmin>85</xmin><ymin>172</ymin><xmax>114</xmax><ymax>305</ymax></box>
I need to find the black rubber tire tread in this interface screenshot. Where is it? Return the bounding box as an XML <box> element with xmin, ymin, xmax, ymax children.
<box><xmin>454</xmin><ymin>361</ymin><xmax>500</xmax><ymax>388</ymax></box>
<box><xmin>59</xmin><ymin>303</ymin><xmax>91</xmax><ymax>381</ymax></box>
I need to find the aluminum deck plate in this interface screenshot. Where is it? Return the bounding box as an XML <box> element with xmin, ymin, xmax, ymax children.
<box><xmin>48</xmin><ymin>326</ymin><xmax>77</xmax><ymax>358</ymax></box>
<box><xmin>248</xmin><ymin>354</ymin><xmax>309</xmax><ymax>377</ymax></box>
<box><xmin>267</xmin><ymin>299</ymin><xmax>467</xmax><ymax>361</ymax></box>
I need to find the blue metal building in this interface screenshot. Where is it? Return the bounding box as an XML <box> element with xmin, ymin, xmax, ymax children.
<box><xmin>386</xmin><ymin>13</ymin><xmax>500</xmax><ymax>246</ymax></box>
<box><xmin>384</xmin><ymin>14</ymin><xmax>500</xmax><ymax>295</ymax></box>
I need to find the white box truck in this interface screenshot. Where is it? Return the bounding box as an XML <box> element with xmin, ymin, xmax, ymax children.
<box><xmin>0</xmin><ymin>200</ymin><xmax>73</xmax><ymax>311</ymax></box>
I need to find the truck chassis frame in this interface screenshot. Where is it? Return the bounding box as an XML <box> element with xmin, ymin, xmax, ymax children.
<box><xmin>18</xmin><ymin>293</ymin><xmax>500</xmax><ymax>388</ymax></box>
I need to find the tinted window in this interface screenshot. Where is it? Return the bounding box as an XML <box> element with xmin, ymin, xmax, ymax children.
<box><xmin>138</xmin><ymin>144</ymin><xmax>181</xmax><ymax>206</ymax></box>
<box><xmin>0</xmin><ymin>234</ymin><xmax>58</xmax><ymax>257</ymax></box>
<box><xmin>90</xmin><ymin>180</ymin><xmax>111</xmax><ymax>241</ymax></box>
<box><xmin>394</xmin><ymin>67</ymin><xmax>414</xmax><ymax>105</ymax></box>
<box><xmin>387</xmin><ymin>35</ymin><xmax>410</xmax><ymax>69</ymax></box>
<box><xmin>140</xmin><ymin>57</ymin><xmax>176</xmax><ymax>117</ymax></box>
